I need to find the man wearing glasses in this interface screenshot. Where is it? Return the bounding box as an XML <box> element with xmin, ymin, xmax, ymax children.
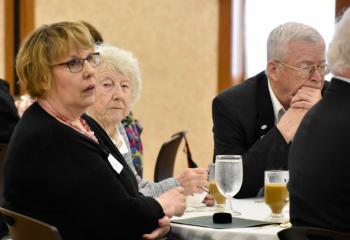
<box><xmin>212</xmin><ymin>22</ymin><xmax>328</xmax><ymax>198</ymax></box>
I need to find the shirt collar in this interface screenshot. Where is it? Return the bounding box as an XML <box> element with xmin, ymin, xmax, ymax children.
<box><xmin>268</xmin><ymin>78</ymin><xmax>285</xmax><ymax>124</ymax></box>
<box><xmin>333</xmin><ymin>75</ymin><xmax>350</xmax><ymax>84</ymax></box>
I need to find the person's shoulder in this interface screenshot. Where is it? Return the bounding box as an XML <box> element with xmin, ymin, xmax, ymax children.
<box><xmin>214</xmin><ymin>71</ymin><xmax>267</xmax><ymax>102</ymax></box>
<box><xmin>0</xmin><ymin>79</ymin><xmax>10</xmax><ymax>92</ymax></box>
<box><xmin>16</xmin><ymin>103</ymin><xmax>54</xmax><ymax>135</ymax></box>
<box><xmin>9</xmin><ymin>103</ymin><xmax>58</xmax><ymax>153</ymax></box>
<box><xmin>0</xmin><ymin>79</ymin><xmax>13</xmax><ymax>103</ymax></box>
<box><xmin>18</xmin><ymin>103</ymin><xmax>77</xmax><ymax>141</ymax></box>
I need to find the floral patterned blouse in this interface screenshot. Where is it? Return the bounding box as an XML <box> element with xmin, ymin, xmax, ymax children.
<box><xmin>122</xmin><ymin>112</ymin><xmax>143</xmax><ymax>177</ymax></box>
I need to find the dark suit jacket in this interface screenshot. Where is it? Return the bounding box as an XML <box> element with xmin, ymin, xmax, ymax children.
<box><xmin>0</xmin><ymin>79</ymin><xmax>19</xmax><ymax>143</ymax></box>
<box><xmin>212</xmin><ymin>71</ymin><xmax>329</xmax><ymax>198</ymax></box>
<box><xmin>3</xmin><ymin>102</ymin><xmax>164</xmax><ymax>240</ymax></box>
<box><xmin>289</xmin><ymin>78</ymin><xmax>350</xmax><ymax>232</ymax></box>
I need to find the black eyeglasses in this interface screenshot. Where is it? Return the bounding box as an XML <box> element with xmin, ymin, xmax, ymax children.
<box><xmin>51</xmin><ymin>52</ymin><xmax>100</xmax><ymax>73</ymax></box>
<box><xmin>275</xmin><ymin>60</ymin><xmax>330</xmax><ymax>79</ymax></box>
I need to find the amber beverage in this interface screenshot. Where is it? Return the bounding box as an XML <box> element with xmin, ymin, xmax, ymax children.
<box><xmin>209</xmin><ymin>181</ymin><xmax>226</xmax><ymax>204</ymax></box>
<box><xmin>264</xmin><ymin>170</ymin><xmax>289</xmax><ymax>222</ymax></box>
<box><xmin>264</xmin><ymin>183</ymin><xmax>288</xmax><ymax>214</ymax></box>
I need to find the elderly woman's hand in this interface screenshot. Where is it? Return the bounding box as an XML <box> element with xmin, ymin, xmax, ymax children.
<box><xmin>202</xmin><ymin>194</ymin><xmax>215</xmax><ymax>207</ymax></box>
<box><xmin>142</xmin><ymin>216</ymin><xmax>170</xmax><ymax>240</ymax></box>
<box><xmin>176</xmin><ymin>168</ymin><xmax>209</xmax><ymax>195</ymax></box>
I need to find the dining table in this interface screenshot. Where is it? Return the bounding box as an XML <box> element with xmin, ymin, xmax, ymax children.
<box><xmin>169</xmin><ymin>197</ymin><xmax>290</xmax><ymax>240</ymax></box>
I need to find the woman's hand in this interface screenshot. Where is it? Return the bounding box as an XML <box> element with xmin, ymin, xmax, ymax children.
<box><xmin>202</xmin><ymin>194</ymin><xmax>215</xmax><ymax>207</ymax></box>
<box><xmin>176</xmin><ymin>168</ymin><xmax>208</xmax><ymax>195</ymax></box>
<box><xmin>142</xmin><ymin>216</ymin><xmax>170</xmax><ymax>240</ymax></box>
<box><xmin>155</xmin><ymin>187</ymin><xmax>186</xmax><ymax>218</ymax></box>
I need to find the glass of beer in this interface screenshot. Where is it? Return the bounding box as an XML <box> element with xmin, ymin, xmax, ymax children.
<box><xmin>208</xmin><ymin>163</ymin><xmax>226</xmax><ymax>211</ymax></box>
<box><xmin>264</xmin><ymin>170</ymin><xmax>289</xmax><ymax>223</ymax></box>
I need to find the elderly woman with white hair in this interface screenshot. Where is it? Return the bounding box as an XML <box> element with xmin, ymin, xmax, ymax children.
<box><xmin>87</xmin><ymin>45</ymin><xmax>208</xmax><ymax>197</ymax></box>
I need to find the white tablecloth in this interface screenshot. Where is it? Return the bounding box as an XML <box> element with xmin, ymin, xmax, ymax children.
<box><xmin>169</xmin><ymin>198</ymin><xmax>289</xmax><ymax>240</ymax></box>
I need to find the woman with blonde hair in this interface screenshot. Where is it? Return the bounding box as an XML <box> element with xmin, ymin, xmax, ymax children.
<box><xmin>3</xmin><ymin>21</ymin><xmax>185</xmax><ymax>240</ymax></box>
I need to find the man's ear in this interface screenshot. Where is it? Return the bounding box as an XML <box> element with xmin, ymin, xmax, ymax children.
<box><xmin>267</xmin><ymin>61</ymin><xmax>279</xmax><ymax>82</ymax></box>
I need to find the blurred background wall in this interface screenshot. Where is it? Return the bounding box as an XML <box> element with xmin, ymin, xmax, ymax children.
<box><xmin>32</xmin><ymin>0</ymin><xmax>218</xmax><ymax>180</ymax></box>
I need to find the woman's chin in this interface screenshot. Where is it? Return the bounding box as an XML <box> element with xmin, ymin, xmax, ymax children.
<box><xmin>111</xmin><ymin>115</ymin><xmax>123</xmax><ymax>125</ymax></box>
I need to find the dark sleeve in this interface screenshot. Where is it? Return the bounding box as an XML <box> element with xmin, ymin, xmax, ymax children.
<box><xmin>42</xmin><ymin>137</ymin><xmax>164</xmax><ymax>239</ymax></box>
<box><xmin>212</xmin><ymin>96</ymin><xmax>290</xmax><ymax>198</ymax></box>
<box><xmin>0</xmin><ymin>81</ymin><xmax>19</xmax><ymax>143</ymax></box>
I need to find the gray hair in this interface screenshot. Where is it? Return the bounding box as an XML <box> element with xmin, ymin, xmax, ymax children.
<box><xmin>96</xmin><ymin>45</ymin><xmax>142</xmax><ymax>106</ymax></box>
<box><xmin>267</xmin><ymin>22</ymin><xmax>325</xmax><ymax>62</ymax></box>
<box><xmin>327</xmin><ymin>8</ymin><xmax>350</xmax><ymax>75</ymax></box>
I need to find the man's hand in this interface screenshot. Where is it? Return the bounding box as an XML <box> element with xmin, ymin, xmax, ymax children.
<box><xmin>290</xmin><ymin>86</ymin><xmax>322</xmax><ymax>109</ymax></box>
<box><xmin>277</xmin><ymin>86</ymin><xmax>322</xmax><ymax>143</ymax></box>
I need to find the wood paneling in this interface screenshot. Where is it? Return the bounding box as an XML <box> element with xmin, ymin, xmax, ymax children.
<box><xmin>4</xmin><ymin>0</ymin><xmax>35</xmax><ymax>96</ymax></box>
<box><xmin>20</xmin><ymin>0</ymin><xmax>35</xmax><ymax>41</ymax></box>
<box><xmin>4</xmin><ymin>0</ymin><xmax>15</xmax><ymax>95</ymax></box>
<box><xmin>218</xmin><ymin>0</ymin><xmax>232</xmax><ymax>93</ymax></box>
<box><xmin>336</xmin><ymin>0</ymin><xmax>350</xmax><ymax>17</ymax></box>
<box><xmin>218</xmin><ymin>0</ymin><xmax>245</xmax><ymax>93</ymax></box>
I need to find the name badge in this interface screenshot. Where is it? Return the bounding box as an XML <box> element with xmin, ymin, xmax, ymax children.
<box><xmin>108</xmin><ymin>154</ymin><xmax>123</xmax><ymax>174</ymax></box>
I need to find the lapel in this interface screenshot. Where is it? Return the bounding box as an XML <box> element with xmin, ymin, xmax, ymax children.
<box><xmin>82</xmin><ymin>114</ymin><xmax>139</xmax><ymax>194</ymax></box>
<box><xmin>255</xmin><ymin>73</ymin><xmax>275</xmax><ymax>139</ymax></box>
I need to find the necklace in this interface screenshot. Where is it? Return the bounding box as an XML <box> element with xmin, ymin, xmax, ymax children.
<box><xmin>56</xmin><ymin>113</ymin><xmax>99</xmax><ymax>143</ymax></box>
<box><xmin>38</xmin><ymin>100</ymin><xmax>99</xmax><ymax>143</ymax></box>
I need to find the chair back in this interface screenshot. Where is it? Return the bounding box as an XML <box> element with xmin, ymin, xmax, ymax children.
<box><xmin>154</xmin><ymin>131</ymin><xmax>186</xmax><ymax>182</ymax></box>
<box><xmin>0</xmin><ymin>207</ymin><xmax>62</xmax><ymax>240</ymax></box>
<box><xmin>278</xmin><ymin>226</ymin><xmax>350</xmax><ymax>240</ymax></box>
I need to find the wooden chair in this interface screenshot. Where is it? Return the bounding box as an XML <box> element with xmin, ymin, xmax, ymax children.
<box><xmin>154</xmin><ymin>131</ymin><xmax>186</xmax><ymax>182</ymax></box>
<box><xmin>278</xmin><ymin>226</ymin><xmax>350</xmax><ymax>240</ymax></box>
<box><xmin>0</xmin><ymin>207</ymin><xmax>62</xmax><ymax>240</ymax></box>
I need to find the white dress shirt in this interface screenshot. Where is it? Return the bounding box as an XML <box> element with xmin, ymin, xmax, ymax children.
<box><xmin>268</xmin><ymin>79</ymin><xmax>286</xmax><ymax>124</ymax></box>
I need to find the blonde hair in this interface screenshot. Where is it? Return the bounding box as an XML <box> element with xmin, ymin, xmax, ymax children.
<box><xmin>16</xmin><ymin>21</ymin><xmax>95</xmax><ymax>98</ymax></box>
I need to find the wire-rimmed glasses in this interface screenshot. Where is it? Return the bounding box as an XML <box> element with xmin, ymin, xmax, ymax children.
<box><xmin>51</xmin><ymin>52</ymin><xmax>100</xmax><ymax>73</ymax></box>
<box><xmin>276</xmin><ymin>60</ymin><xmax>329</xmax><ymax>79</ymax></box>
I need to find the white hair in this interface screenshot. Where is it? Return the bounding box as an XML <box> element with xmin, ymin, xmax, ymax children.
<box><xmin>267</xmin><ymin>22</ymin><xmax>325</xmax><ymax>62</ymax></box>
<box><xmin>96</xmin><ymin>44</ymin><xmax>142</xmax><ymax>107</ymax></box>
<box><xmin>327</xmin><ymin>8</ymin><xmax>350</xmax><ymax>75</ymax></box>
